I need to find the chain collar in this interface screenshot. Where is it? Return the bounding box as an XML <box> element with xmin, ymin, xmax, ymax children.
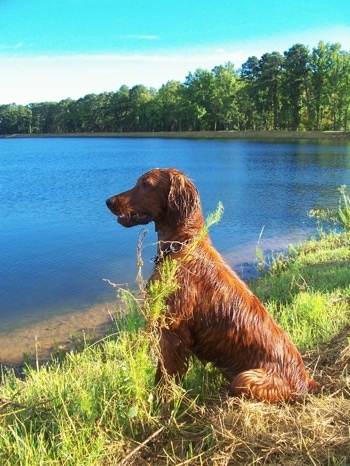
<box><xmin>150</xmin><ymin>238</ymin><xmax>194</xmax><ymax>264</ymax></box>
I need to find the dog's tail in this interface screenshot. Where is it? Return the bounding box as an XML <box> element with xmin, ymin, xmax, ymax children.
<box><xmin>230</xmin><ymin>369</ymin><xmax>319</xmax><ymax>402</ymax></box>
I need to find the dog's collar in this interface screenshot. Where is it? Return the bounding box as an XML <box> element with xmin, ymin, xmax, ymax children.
<box><xmin>151</xmin><ymin>238</ymin><xmax>194</xmax><ymax>264</ymax></box>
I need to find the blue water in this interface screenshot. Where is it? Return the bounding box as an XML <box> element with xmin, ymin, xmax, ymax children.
<box><xmin>1</xmin><ymin>137</ymin><xmax>350</xmax><ymax>333</ymax></box>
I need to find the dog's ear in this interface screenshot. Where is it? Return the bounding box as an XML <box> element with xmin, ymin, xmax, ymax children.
<box><xmin>167</xmin><ymin>171</ymin><xmax>200</xmax><ymax>225</ymax></box>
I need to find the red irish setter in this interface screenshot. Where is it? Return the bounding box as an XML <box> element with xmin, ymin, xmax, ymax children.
<box><xmin>106</xmin><ymin>168</ymin><xmax>319</xmax><ymax>402</ymax></box>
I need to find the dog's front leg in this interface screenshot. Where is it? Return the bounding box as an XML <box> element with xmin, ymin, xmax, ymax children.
<box><xmin>154</xmin><ymin>326</ymin><xmax>192</xmax><ymax>386</ymax></box>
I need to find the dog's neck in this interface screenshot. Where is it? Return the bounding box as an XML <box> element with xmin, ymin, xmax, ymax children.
<box><xmin>155</xmin><ymin>212</ymin><xmax>207</xmax><ymax>258</ymax></box>
<box><xmin>156</xmin><ymin>213</ymin><xmax>205</xmax><ymax>245</ymax></box>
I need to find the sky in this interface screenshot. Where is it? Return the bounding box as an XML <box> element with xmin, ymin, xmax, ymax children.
<box><xmin>1</xmin><ymin>0</ymin><xmax>350</xmax><ymax>105</ymax></box>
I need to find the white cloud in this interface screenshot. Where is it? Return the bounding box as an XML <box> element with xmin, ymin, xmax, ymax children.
<box><xmin>0</xmin><ymin>42</ymin><xmax>23</xmax><ymax>50</ymax></box>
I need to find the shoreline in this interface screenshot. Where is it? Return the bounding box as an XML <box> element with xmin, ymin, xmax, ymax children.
<box><xmin>0</xmin><ymin>301</ymin><xmax>119</xmax><ymax>368</ymax></box>
<box><xmin>2</xmin><ymin>130</ymin><xmax>350</xmax><ymax>141</ymax></box>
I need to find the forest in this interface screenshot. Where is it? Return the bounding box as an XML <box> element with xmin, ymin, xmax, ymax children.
<box><xmin>1</xmin><ymin>41</ymin><xmax>350</xmax><ymax>135</ymax></box>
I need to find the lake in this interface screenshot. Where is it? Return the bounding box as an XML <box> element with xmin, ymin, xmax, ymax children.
<box><xmin>1</xmin><ymin>137</ymin><xmax>350</xmax><ymax>361</ymax></box>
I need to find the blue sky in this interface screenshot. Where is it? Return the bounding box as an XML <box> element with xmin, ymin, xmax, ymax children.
<box><xmin>1</xmin><ymin>0</ymin><xmax>350</xmax><ymax>105</ymax></box>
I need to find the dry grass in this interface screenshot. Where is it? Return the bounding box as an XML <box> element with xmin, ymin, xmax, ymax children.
<box><xmin>119</xmin><ymin>331</ymin><xmax>350</xmax><ymax>466</ymax></box>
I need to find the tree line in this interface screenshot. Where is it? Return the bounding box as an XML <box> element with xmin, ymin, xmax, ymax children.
<box><xmin>1</xmin><ymin>41</ymin><xmax>350</xmax><ymax>135</ymax></box>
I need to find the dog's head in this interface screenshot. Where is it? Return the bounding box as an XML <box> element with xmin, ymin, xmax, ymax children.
<box><xmin>106</xmin><ymin>168</ymin><xmax>201</xmax><ymax>229</ymax></box>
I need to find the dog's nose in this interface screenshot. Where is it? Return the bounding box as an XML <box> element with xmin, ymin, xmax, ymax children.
<box><xmin>106</xmin><ymin>197</ymin><xmax>114</xmax><ymax>209</ymax></box>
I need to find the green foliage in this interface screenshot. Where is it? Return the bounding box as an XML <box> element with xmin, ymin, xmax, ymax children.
<box><xmin>146</xmin><ymin>258</ymin><xmax>180</xmax><ymax>322</ymax></box>
<box><xmin>338</xmin><ymin>185</ymin><xmax>350</xmax><ymax>232</ymax></box>
<box><xmin>2</xmin><ymin>41</ymin><xmax>350</xmax><ymax>134</ymax></box>
<box><xmin>205</xmin><ymin>200</ymin><xmax>224</xmax><ymax>229</ymax></box>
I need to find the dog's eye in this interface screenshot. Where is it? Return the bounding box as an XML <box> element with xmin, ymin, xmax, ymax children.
<box><xmin>141</xmin><ymin>180</ymin><xmax>150</xmax><ymax>188</ymax></box>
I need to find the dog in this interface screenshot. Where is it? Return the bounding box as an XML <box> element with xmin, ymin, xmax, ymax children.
<box><xmin>106</xmin><ymin>168</ymin><xmax>319</xmax><ymax>402</ymax></box>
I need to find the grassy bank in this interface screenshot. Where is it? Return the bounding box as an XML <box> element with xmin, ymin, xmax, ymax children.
<box><xmin>3</xmin><ymin>130</ymin><xmax>350</xmax><ymax>141</ymax></box>
<box><xmin>1</xmin><ymin>210</ymin><xmax>350</xmax><ymax>464</ymax></box>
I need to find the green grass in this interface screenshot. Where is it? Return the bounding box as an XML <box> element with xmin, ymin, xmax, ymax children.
<box><xmin>1</xmin><ymin>206</ymin><xmax>350</xmax><ymax>464</ymax></box>
<box><xmin>251</xmin><ymin>232</ymin><xmax>350</xmax><ymax>352</ymax></box>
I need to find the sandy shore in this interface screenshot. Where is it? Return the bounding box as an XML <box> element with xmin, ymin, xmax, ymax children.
<box><xmin>0</xmin><ymin>301</ymin><xmax>120</xmax><ymax>367</ymax></box>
